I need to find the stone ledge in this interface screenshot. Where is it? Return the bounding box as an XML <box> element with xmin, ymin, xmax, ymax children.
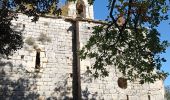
<box><xmin>16</xmin><ymin>13</ymin><xmax>107</xmax><ymax>25</ymax></box>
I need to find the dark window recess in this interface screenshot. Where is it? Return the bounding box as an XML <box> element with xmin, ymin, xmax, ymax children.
<box><xmin>70</xmin><ymin>73</ymin><xmax>73</xmax><ymax>77</ymax></box>
<box><xmin>35</xmin><ymin>51</ymin><xmax>40</xmax><ymax>69</ymax></box>
<box><xmin>117</xmin><ymin>77</ymin><xmax>127</xmax><ymax>89</ymax></box>
<box><xmin>127</xmin><ymin>95</ymin><xmax>129</xmax><ymax>100</ymax></box>
<box><xmin>76</xmin><ymin>0</ymin><xmax>85</xmax><ymax>18</ymax></box>
<box><xmin>148</xmin><ymin>95</ymin><xmax>151</xmax><ymax>100</ymax></box>
<box><xmin>21</xmin><ymin>55</ymin><xmax>24</xmax><ymax>59</ymax></box>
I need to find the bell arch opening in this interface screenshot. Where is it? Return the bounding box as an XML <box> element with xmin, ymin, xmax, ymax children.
<box><xmin>76</xmin><ymin>0</ymin><xmax>86</xmax><ymax>18</ymax></box>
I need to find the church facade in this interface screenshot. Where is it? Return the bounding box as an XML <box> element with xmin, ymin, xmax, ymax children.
<box><xmin>0</xmin><ymin>0</ymin><xmax>165</xmax><ymax>100</ymax></box>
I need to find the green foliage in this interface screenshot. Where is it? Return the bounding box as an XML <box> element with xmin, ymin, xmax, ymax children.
<box><xmin>79</xmin><ymin>0</ymin><xmax>170</xmax><ymax>83</ymax></box>
<box><xmin>0</xmin><ymin>2</ymin><xmax>23</xmax><ymax>56</ymax></box>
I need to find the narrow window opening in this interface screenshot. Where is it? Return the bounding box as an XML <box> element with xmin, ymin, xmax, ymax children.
<box><xmin>35</xmin><ymin>51</ymin><xmax>40</xmax><ymax>70</ymax></box>
<box><xmin>127</xmin><ymin>95</ymin><xmax>129</xmax><ymax>100</ymax></box>
<box><xmin>148</xmin><ymin>95</ymin><xmax>151</xmax><ymax>100</ymax></box>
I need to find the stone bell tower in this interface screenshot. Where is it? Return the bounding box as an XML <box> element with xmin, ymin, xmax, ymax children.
<box><xmin>67</xmin><ymin>0</ymin><xmax>94</xmax><ymax>19</ymax></box>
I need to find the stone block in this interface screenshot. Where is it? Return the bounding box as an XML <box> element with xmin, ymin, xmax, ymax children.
<box><xmin>36</xmin><ymin>82</ymin><xmax>44</xmax><ymax>86</ymax></box>
<box><xmin>24</xmin><ymin>56</ymin><xmax>33</xmax><ymax>61</ymax></box>
<box><xmin>43</xmin><ymin>78</ymin><xmax>52</xmax><ymax>82</ymax></box>
<box><xmin>26</xmin><ymin>61</ymin><xmax>35</xmax><ymax>67</ymax></box>
<box><xmin>30</xmin><ymin>52</ymin><xmax>36</xmax><ymax>57</ymax></box>
<box><xmin>41</xmin><ymin>58</ymin><xmax>48</xmax><ymax>63</ymax></box>
<box><xmin>40</xmin><ymin>52</ymin><xmax>46</xmax><ymax>58</ymax></box>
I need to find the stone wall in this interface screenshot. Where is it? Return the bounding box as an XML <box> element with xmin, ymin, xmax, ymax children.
<box><xmin>0</xmin><ymin>14</ymin><xmax>73</xmax><ymax>99</ymax></box>
<box><xmin>0</xmin><ymin>14</ymin><xmax>165</xmax><ymax>100</ymax></box>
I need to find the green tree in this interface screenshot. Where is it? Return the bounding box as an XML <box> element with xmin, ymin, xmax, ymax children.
<box><xmin>79</xmin><ymin>0</ymin><xmax>170</xmax><ymax>84</ymax></box>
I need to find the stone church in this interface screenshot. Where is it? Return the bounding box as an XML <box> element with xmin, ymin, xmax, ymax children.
<box><xmin>0</xmin><ymin>0</ymin><xmax>165</xmax><ymax>100</ymax></box>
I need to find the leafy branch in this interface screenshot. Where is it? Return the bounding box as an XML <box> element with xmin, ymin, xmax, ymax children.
<box><xmin>79</xmin><ymin>0</ymin><xmax>170</xmax><ymax>84</ymax></box>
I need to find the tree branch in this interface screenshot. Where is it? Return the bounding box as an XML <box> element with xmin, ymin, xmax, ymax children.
<box><xmin>109</xmin><ymin>0</ymin><xmax>120</xmax><ymax>29</ymax></box>
<box><xmin>122</xmin><ymin>0</ymin><xmax>133</xmax><ymax>30</ymax></box>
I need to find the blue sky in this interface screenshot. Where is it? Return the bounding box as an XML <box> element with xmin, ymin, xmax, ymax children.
<box><xmin>93</xmin><ymin>1</ymin><xmax>170</xmax><ymax>86</ymax></box>
<box><xmin>157</xmin><ymin>19</ymin><xmax>170</xmax><ymax>86</ymax></box>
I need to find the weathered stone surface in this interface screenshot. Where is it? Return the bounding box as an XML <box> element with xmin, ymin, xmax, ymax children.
<box><xmin>0</xmin><ymin>1</ymin><xmax>165</xmax><ymax>99</ymax></box>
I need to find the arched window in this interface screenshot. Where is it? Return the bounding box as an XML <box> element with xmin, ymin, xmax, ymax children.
<box><xmin>76</xmin><ymin>0</ymin><xmax>85</xmax><ymax>18</ymax></box>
